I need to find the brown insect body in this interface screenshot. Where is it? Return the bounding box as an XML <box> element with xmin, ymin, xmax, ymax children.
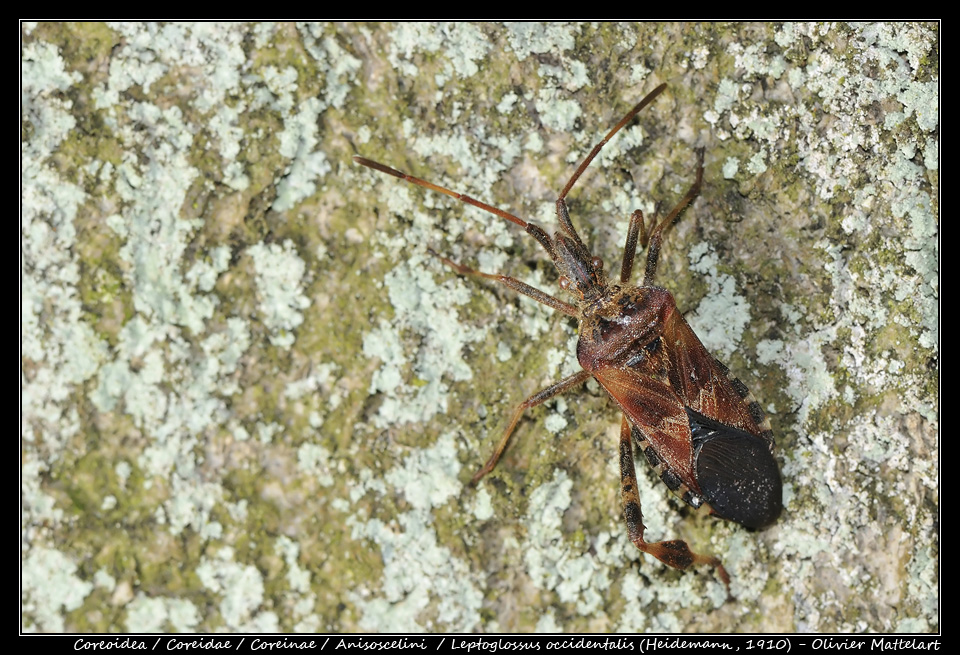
<box><xmin>577</xmin><ymin>282</ymin><xmax>781</xmax><ymax>531</ymax></box>
<box><xmin>354</xmin><ymin>82</ymin><xmax>782</xmax><ymax>592</ymax></box>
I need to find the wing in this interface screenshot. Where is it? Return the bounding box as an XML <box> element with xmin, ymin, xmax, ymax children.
<box><xmin>594</xmin><ymin>307</ymin><xmax>779</xmax><ymax>526</ymax></box>
<box><xmin>595</xmin><ymin>364</ymin><xmax>697</xmax><ymax>490</ymax></box>
<box><xmin>660</xmin><ymin>307</ymin><xmax>772</xmax><ymax>439</ymax></box>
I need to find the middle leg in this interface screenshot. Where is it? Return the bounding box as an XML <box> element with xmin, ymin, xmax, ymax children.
<box><xmin>472</xmin><ymin>370</ymin><xmax>592</xmax><ymax>484</ymax></box>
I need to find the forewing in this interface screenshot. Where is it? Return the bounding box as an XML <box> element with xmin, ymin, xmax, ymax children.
<box><xmin>594</xmin><ymin>365</ymin><xmax>698</xmax><ymax>489</ymax></box>
<box><xmin>661</xmin><ymin>309</ymin><xmax>772</xmax><ymax>438</ymax></box>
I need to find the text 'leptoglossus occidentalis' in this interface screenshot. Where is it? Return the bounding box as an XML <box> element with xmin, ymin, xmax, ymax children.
<box><xmin>354</xmin><ymin>82</ymin><xmax>782</xmax><ymax>594</ymax></box>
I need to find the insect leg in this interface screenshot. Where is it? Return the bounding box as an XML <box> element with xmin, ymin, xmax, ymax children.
<box><xmin>471</xmin><ymin>370</ymin><xmax>592</xmax><ymax>484</ymax></box>
<box><xmin>428</xmin><ymin>249</ymin><xmax>579</xmax><ymax>317</ymax></box>
<box><xmin>618</xmin><ymin>416</ymin><xmax>732</xmax><ymax>595</ymax></box>
<box><xmin>619</xmin><ymin>204</ymin><xmax>663</xmax><ymax>284</ymax></box>
<box><xmin>619</xmin><ymin>209</ymin><xmax>644</xmax><ymax>284</ymax></box>
<box><xmin>641</xmin><ymin>149</ymin><xmax>705</xmax><ymax>286</ymax></box>
<box><xmin>555</xmin><ymin>83</ymin><xmax>667</xmax><ymax>248</ymax></box>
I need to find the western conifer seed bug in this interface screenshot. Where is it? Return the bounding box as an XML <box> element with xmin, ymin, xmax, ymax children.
<box><xmin>354</xmin><ymin>83</ymin><xmax>782</xmax><ymax>593</ymax></box>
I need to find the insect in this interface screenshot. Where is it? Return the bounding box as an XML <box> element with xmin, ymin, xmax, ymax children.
<box><xmin>354</xmin><ymin>83</ymin><xmax>782</xmax><ymax>592</ymax></box>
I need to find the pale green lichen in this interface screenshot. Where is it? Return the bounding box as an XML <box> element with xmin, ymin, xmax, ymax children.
<box><xmin>22</xmin><ymin>547</ymin><xmax>94</xmax><ymax>632</ymax></box>
<box><xmin>686</xmin><ymin>242</ymin><xmax>752</xmax><ymax>359</ymax></box>
<box><xmin>125</xmin><ymin>594</ymin><xmax>201</xmax><ymax>633</ymax></box>
<box><xmin>196</xmin><ymin>548</ymin><xmax>279</xmax><ymax>631</ymax></box>
<box><xmin>248</xmin><ymin>240</ymin><xmax>311</xmax><ymax>349</ymax></box>
<box><xmin>347</xmin><ymin>433</ymin><xmax>483</xmax><ymax>631</ymax></box>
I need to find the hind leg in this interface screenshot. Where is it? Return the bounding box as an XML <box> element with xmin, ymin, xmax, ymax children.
<box><xmin>617</xmin><ymin>415</ymin><xmax>731</xmax><ymax>596</ymax></box>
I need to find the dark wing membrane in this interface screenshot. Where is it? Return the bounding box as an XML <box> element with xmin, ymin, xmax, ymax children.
<box><xmin>687</xmin><ymin>408</ymin><xmax>782</xmax><ymax>528</ymax></box>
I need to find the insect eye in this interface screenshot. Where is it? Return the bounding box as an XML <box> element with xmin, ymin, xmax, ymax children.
<box><xmin>559</xmin><ymin>276</ymin><xmax>571</xmax><ymax>290</ymax></box>
<box><xmin>591</xmin><ymin>257</ymin><xmax>603</xmax><ymax>270</ymax></box>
